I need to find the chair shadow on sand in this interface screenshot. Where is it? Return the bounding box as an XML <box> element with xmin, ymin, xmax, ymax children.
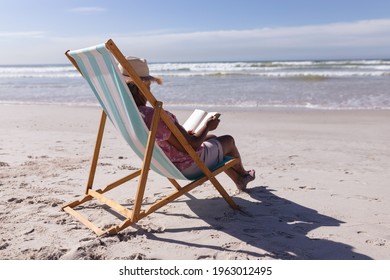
<box><xmin>141</xmin><ymin>186</ymin><xmax>371</xmax><ymax>260</ymax></box>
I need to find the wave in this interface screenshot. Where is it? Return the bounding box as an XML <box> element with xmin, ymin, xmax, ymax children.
<box><xmin>0</xmin><ymin>65</ymin><xmax>79</xmax><ymax>78</ymax></box>
<box><xmin>150</xmin><ymin>71</ymin><xmax>390</xmax><ymax>78</ymax></box>
<box><xmin>1</xmin><ymin>59</ymin><xmax>390</xmax><ymax>78</ymax></box>
<box><xmin>149</xmin><ymin>59</ymin><xmax>390</xmax><ymax>78</ymax></box>
<box><xmin>160</xmin><ymin>102</ymin><xmax>390</xmax><ymax>111</ymax></box>
<box><xmin>3</xmin><ymin>99</ymin><xmax>387</xmax><ymax>110</ymax></box>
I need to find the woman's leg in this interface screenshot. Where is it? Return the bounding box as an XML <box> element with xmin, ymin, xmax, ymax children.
<box><xmin>205</xmin><ymin>134</ymin><xmax>217</xmax><ymax>141</ymax></box>
<box><xmin>215</xmin><ymin>135</ymin><xmax>246</xmax><ymax>174</ymax></box>
<box><xmin>215</xmin><ymin>135</ymin><xmax>255</xmax><ymax>190</ymax></box>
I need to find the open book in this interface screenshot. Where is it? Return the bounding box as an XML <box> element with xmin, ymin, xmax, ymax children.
<box><xmin>182</xmin><ymin>109</ymin><xmax>220</xmax><ymax>134</ymax></box>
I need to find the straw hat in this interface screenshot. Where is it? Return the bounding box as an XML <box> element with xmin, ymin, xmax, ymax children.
<box><xmin>118</xmin><ymin>56</ymin><xmax>162</xmax><ymax>84</ymax></box>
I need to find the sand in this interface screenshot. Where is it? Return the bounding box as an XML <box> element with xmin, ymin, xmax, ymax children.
<box><xmin>0</xmin><ymin>104</ymin><xmax>389</xmax><ymax>260</ymax></box>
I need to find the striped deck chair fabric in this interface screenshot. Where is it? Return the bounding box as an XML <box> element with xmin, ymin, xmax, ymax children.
<box><xmin>68</xmin><ymin>44</ymin><xmax>187</xmax><ymax>180</ymax></box>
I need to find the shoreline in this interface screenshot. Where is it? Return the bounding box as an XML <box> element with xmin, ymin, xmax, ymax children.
<box><xmin>1</xmin><ymin>104</ymin><xmax>389</xmax><ymax>259</ymax></box>
<box><xmin>1</xmin><ymin>101</ymin><xmax>390</xmax><ymax>112</ymax></box>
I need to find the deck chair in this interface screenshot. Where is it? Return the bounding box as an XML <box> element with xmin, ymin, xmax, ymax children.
<box><xmin>62</xmin><ymin>39</ymin><xmax>239</xmax><ymax>236</ymax></box>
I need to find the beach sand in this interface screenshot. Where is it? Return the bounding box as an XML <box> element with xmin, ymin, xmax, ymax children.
<box><xmin>0</xmin><ymin>104</ymin><xmax>389</xmax><ymax>260</ymax></box>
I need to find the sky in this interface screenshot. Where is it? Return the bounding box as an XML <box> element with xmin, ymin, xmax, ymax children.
<box><xmin>1</xmin><ymin>0</ymin><xmax>390</xmax><ymax>64</ymax></box>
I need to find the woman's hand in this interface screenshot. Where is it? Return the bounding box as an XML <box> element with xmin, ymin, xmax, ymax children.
<box><xmin>206</xmin><ymin>115</ymin><xmax>220</xmax><ymax>131</ymax></box>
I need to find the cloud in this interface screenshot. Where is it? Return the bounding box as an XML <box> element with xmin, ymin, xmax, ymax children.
<box><xmin>0</xmin><ymin>31</ymin><xmax>45</xmax><ymax>39</ymax></box>
<box><xmin>2</xmin><ymin>18</ymin><xmax>390</xmax><ymax>64</ymax></box>
<box><xmin>112</xmin><ymin>18</ymin><xmax>390</xmax><ymax>61</ymax></box>
<box><xmin>68</xmin><ymin>7</ymin><xmax>106</xmax><ymax>14</ymax></box>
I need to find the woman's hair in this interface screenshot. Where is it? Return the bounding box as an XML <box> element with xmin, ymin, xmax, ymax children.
<box><xmin>127</xmin><ymin>82</ymin><xmax>140</xmax><ymax>97</ymax></box>
<box><xmin>127</xmin><ymin>77</ymin><xmax>163</xmax><ymax>106</ymax></box>
<box><xmin>127</xmin><ymin>81</ymin><xmax>147</xmax><ymax>106</ymax></box>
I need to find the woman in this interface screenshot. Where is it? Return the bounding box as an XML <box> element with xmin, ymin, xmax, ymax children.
<box><xmin>119</xmin><ymin>56</ymin><xmax>255</xmax><ymax>190</ymax></box>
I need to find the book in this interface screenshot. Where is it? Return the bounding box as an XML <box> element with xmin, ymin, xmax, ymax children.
<box><xmin>182</xmin><ymin>109</ymin><xmax>220</xmax><ymax>134</ymax></box>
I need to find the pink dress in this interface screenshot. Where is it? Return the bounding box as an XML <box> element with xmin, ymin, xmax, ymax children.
<box><xmin>138</xmin><ymin>106</ymin><xmax>204</xmax><ymax>171</ymax></box>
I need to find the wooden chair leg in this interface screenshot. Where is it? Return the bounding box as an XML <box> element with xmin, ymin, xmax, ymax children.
<box><xmin>132</xmin><ymin>102</ymin><xmax>163</xmax><ymax>221</ymax></box>
<box><xmin>86</xmin><ymin>110</ymin><xmax>107</xmax><ymax>194</ymax></box>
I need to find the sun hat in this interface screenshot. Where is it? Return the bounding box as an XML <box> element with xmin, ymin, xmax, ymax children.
<box><xmin>118</xmin><ymin>56</ymin><xmax>162</xmax><ymax>84</ymax></box>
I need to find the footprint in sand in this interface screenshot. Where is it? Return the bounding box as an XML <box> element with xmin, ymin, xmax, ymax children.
<box><xmin>7</xmin><ymin>197</ymin><xmax>23</xmax><ymax>203</ymax></box>
<box><xmin>298</xmin><ymin>186</ymin><xmax>316</xmax><ymax>190</ymax></box>
<box><xmin>0</xmin><ymin>242</ymin><xmax>10</xmax><ymax>250</ymax></box>
<box><xmin>365</xmin><ymin>238</ymin><xmax>387</xmax><ymax>246</ymax></box>
<box><xmin>210</xmin><ymin>233</ymin><xmax>220</xmax><ymax>239</ymax></box>
<box><xmin>353</xmin><ymin>195</ymin><xmax>380</xmax><ymax>202</ymax></box>
<box><xmin>222</xmin><ymin>242</ymin><xmax>243</xmax><ymax>250</ymax></box>
<box><xmin>130</xmin><ymin>253</ymin><xmax>148</xmax><ymax>260</ymax></box>
<box><xmin>197</xmin><ymin>254</ymin><xmax>215</xmax><ymax>260</ymax></box>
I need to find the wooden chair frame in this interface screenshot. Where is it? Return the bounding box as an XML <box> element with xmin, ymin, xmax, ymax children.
<box><xmin>62</xmin><ymin>39</ymin><xmax>239</xmax><ymax>236</ymax></box>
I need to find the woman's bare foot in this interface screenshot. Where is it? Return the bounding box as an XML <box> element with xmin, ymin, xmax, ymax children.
<box><xmin>236</xmin><ymin>169</ymin><xmax>255</xmax><ymax>191</ymax></box>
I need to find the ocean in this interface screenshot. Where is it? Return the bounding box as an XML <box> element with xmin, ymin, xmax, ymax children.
<box><xmin>1</xmin><ymin>59</ymin><xmax>389</xmax><ymax>110</ymax></box>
